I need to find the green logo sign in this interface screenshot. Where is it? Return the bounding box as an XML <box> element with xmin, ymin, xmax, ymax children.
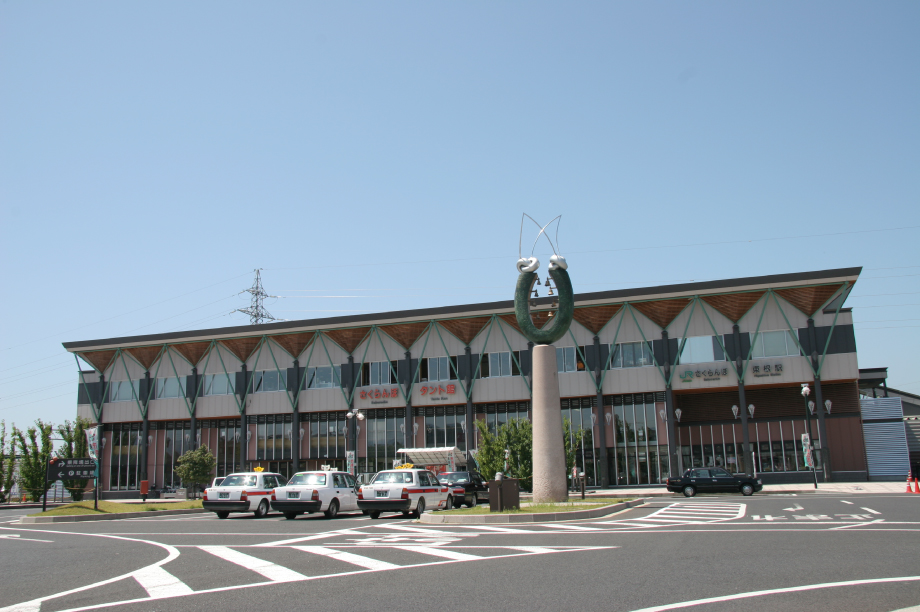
<box><xmin>679</xmin><ymin>370</ymin><xmax>694</xmax><ymax>383</ymax></box>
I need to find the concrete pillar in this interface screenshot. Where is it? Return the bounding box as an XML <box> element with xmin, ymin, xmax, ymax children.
<box><xmin>531</xmin><ymin>345</ymin><xmax>568</xmax><ymax>503</ymax></box>
<box><xmin>593</xmin><ymin>336</ymin><xmax>609</xmax><ymax>487</ymax></box>
<box><xmin>733</xmin><ymin>325</ymin><xmax>753</xmax><ymax>476</ymax></box>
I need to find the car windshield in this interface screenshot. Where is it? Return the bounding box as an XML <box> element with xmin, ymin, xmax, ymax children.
<box><xmin>371</xmin><ymin>472</ymin><xmax>414</xmax><ymax>484</ymax></box>
<box><xmin>288</xmin><ymin>473</ymin><xmax>327</xmax><ymax>486</ymax></box>
<box><xmin>438</xmin><ymin>473</ymin><xmax>470</xmax><ymax>484</ymax></box>
<box><xmin>220</xmin><ymin>475</ymin><xmax>257</xmax><ymax>487</ymax></box>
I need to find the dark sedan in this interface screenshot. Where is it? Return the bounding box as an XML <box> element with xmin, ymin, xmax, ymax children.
<box><xmin>437</xmin><ymin>471</ymin><xmax>489</xmax><ymax>507</ymax></box>
<box><xmin>667</xmin><ymin>468</ymin><xmax>762</xmax><ymax>497</ymax></box>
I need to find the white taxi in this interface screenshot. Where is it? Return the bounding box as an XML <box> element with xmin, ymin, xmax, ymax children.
<box><xmin>357</xmin><ymin>468</ymin><xmax>459</xmax><ymax>519</ymax></box>
<box><xmin>270</xmin><ymin>471</ymin><xmax>359</xmax><ymax>520</ymax></box>
<box><xmin>202</xmin><ymin>471</ymin><xmax>285</xmax><ymax>519</ymax></box>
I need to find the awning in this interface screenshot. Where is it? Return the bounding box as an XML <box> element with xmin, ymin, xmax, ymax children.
<box><xmin>395</xmin><ymin>447</ymin><xmax>465</xmax><ymax>466</ymax></box>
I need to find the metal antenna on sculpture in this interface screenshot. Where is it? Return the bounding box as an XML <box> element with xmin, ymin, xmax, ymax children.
<box><xmin>234</xmin><ymin>268</ymin><xmax>281</xmax><ymax>324</ymax></box>
<box><xmin>519</xmin><ymin>213</ymin><xmax>561</xmax><ymax>259</ymax></box>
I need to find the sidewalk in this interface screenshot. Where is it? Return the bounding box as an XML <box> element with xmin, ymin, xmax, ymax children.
<box><xmin>555</xmin><ymin>481</ymin><xmax>909</xmax><ymax>498</ymax></box>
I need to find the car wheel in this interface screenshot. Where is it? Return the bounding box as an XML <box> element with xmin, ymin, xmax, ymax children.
<box><xmin>444</xmin><ymin>495</ymin><xmax>453</xmax><ymax>511</ymax></box>
<box><xmin>284</xmin><ymin>512</ymin><xmax>297</xmax><ymax>520</ymax></box>
<box><xmin>216</xmin><ymin>512</ymin><xmax>229</xmax><ymax>519</ymax></box>
<box><xmin>741</xmin><ymin>483</ymin><xmax>754</xmax><ymax>496</ymax></box>
<box><xmin>369</xmin><ymin>511</ymin><xmax>381</xmax><ymax>519</ymax></box>
<box><xmin>362</xmin><ymin>510</ymin><xmax>370</xmax><ymax>515</ymax></box>
<box><xmin>682</xmin><ymin>486</ymin><xmax>696</xmax><ymax>498</ymax></box>
<box><xmin>324</xmin><ymin>499</ymin><xmax>339</xmax><ymax>519</ymax></box>
<box><xmin>467</xmin><ymin>494</ymin><xmax>477</xmax><ymax>508</ymax></box>
<box><xmin>254</xmin><ymin>499</ymin><xmax>269</xmax><ymax>518</ymax></box>
<box><xmin>413</xmin><ymin>497</ymin><xmax>426</xmax><ymax>519</ymax></box>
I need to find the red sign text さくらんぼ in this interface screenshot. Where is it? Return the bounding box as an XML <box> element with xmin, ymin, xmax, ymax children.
<box><xmin>421</xmin><ymin>384</ymin><xmax>456</xmax><ymax>396</ymax></box>
<box><xmin>359</xmin><ymin>388</ymin><xmax>399</xmax><ymax>400</ymax></box>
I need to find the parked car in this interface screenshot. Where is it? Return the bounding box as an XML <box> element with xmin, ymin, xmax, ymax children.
<box><xmin>437</xmin><ymin>471</ymin><xmax>489</xmax><ymax>507</ymax></box>
<box><xmin>357</xmin><ymin>468</ymin><xmax>459</xmax><ymax>519</ymax></box>
<box><xmin>666</xmin><ymin>468</ymin><xmax>762</xmax><ymax>497</ymax></box>
<box><xmin>202</xmin><ymin>472</ymin><xmax>286</xmax><ymax>518</ymax></box>
<box><xmin>270</xmin><ymin>471</ymin><xmax>359</xmax><ymax>520</ymax></box>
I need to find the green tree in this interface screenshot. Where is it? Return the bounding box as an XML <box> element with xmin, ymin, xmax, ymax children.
<box><xmin>13</xmin><ymin>420</ymin><xmax>53</xmax><ymax>502</ymax></box>
<box><xmin>174</xmin><ymin>445</ymin><xmax>216</xmax><ymax>499</ymax></box>
<box><xmin>56</xmin><ymin>418</ymin><xmax>91</xmax><ymax>502</ymax></box>
<box><xmin>474</xmin><ymin>418</ymin><xmax>534</xmax><ymax>490</ymax></box>
<box><xmin>0</xmin><ymin>421</ymin><xmax>17</xmax><ymax>503</ymax></box>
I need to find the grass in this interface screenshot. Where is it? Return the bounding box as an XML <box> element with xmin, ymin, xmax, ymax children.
<box><xmin>438</xmin><ymin>501</ymin><xmax>624</xmax><ymax>515</ymax></box>
<box><xmin>30</xmin><ymin>500</ymin><xmax>203</xmax><ymax>517</ymax></box>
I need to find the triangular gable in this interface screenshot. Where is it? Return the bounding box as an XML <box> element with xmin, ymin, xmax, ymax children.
<box><xmin>775</xmin><ymin>285</ymin><xmax>844</xmax><ymax>317</ymax></box>
<box><xmin>701</xmin><ymin>292</ymin><xmax>766</xmax><ymax>323</ymax></box>
<box><xmin>219</xmin><ymin>338</ymin><xmax>263</xmax><ymax>363</ymax></box>
<box><xmin>125</xmin><ymin>346</ymin><xmax>163</xmax><ymax>370</ymax></box>
<box><xmin>323</xmin><ymin>327</ymin><xmax>372</xmax><ymax>354</ymax></box>
<box><xmin>631</xmin><ymin>298</ymin><xmax>693</xmax><ymax>329</ymax></box>
<box><xmin>379</xmin><ymin>322</ymin><xmax>430</xmax><ymax>350</ymax></box>
<box><xmin>572</xmin><ymin>305</ymin><xmax>623</xmax><ymax>334</ymax></box>
<box><xmin>271</xmin><ymin>332</ymin><xmax>315</xmax><ymax>359</ymax></box>
<box><xmin>79</xmin><ymin>350</ymin><xmax>117</xmax><ymax>373</ymax></box>
<box><xmin>437</xmin><ymin>317</ymin><xmax>491</xmax><ymax>345</ymax></box>
<box><xmin>171</xmin><ymin>341</ymin><xmax>212</xmax><ymax>366</ymax></box>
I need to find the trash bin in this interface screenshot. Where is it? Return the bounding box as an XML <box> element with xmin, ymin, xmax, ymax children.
<box><xmin>488</xmin><ymin>478</ymin><xmax>520</xmax><ymax>512</ymax></box>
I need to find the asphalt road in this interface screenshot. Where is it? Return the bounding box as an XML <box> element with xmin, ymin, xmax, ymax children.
<box><xmin>1</xmin><ymin>493</ymin><xmax>918</xmax><ymax>612</ymax></box>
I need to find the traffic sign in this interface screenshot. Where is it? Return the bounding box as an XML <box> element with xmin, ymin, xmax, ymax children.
<box><xmin>48</xmin><ymin>458</ymin><xmax>97</xmax><ymax>481</ymax></box>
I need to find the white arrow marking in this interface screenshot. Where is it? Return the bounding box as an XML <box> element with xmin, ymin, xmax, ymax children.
<box><xmin>783</xmin><ymin>504</ymin><xmax>804</xmax><ymax>511</ymax></box>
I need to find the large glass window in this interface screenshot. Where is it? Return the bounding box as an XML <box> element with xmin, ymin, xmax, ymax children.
<box><xmin>203</xmin><ymin>374</ymin><xmax>235</xmax><ymax>396</ymax></box>
<box><xmin>109</xmin><ymin>380</ymin><xmax>140</xmax><ymax>402</ymax></box>
<box><xmin>609</xmin><ymin>342</ymin><xmax>654</xmax><ymax>369</ymax></box>
<box><xmin>676</xmin><ymin>336</ymin><xmax>725</xmax><ymax>364</ymax></box>
<box><xmin>252</xmin><ymin>370</ymin><xmax>288</xmax><ymax>393</ymax></box>
<box><xmin>306</xmin><ymin>366</ymin><xmax>341</xmax><ymax>389</ymax></box>
<box><xmin>477</xmin><ymin>352</ymin><xmax>520</xmax><ymax>378</ymax></box>
<box><xmin>556</xmin><ymin>347</ymin><xmax>586</xmax><ymax>373</ymax></box>
<box><xmin>420</xmin><ymin>356</ymin><xmax>458</xmax><ymax>382</ymax></box>
<box><xmin>361</xmin><ymin>360</ymin><xmax>398</xmax><ymax>386</ymax></box>
<box><xmin>751</xmin><ymin>330</ymin><xmax>800</xmax><ymax>359</ymax></box>
<box><xmin>155</xmin><ymin>377</ymin><xmax>186</xmax><ymax>399</ymax></box>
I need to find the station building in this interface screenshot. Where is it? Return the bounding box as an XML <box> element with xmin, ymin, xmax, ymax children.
<box><xmin>63</xmin><ymin>267</ymin><xmax>867</xmax><ymax>497</ymax></box>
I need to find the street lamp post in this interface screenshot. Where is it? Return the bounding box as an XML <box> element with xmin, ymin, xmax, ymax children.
<box><xmin>345</xmin><ymin>408</ymin><xmax>364</xmax><ymax>477</ymax></box>
<box><xmin>801</xmin><ymin>384</ymin><xmax>819</xmax><ymax>489</ymax></box>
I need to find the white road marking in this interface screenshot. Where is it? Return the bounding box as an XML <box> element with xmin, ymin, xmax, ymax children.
<box><xmin>0</xmin><ymin>534</ymin><xmax>54</xmax><ymax>542</ymax></box>
<box><xmin>783</xmin><ymin>504</ymin><xmax>804</xmax><ymax>511</ymax></box>
<box><xmin>459</xmin><ymin>525</ymin><xmax>532</xmax><ymax>533</ymax></box>
<box><xmin>376</xmin><ymin>524</ymin><xmax>457</xmax><ymax>534</ymax></box>
<box><xmin>260</xmin><ymin>530</ymin><xmax>364</xmax><ymax>547</ymax></box>
<box><xmin>199</xmin><ymin>546</ymin><xmax>306</xmax><ymax>581</ymax></box>
<box><xmin>841</xmin><ymin>500</ymin><xmax>854</xmax><ymax>504</ymax></box>
<box><xmin>390</xmin><ymin>546</ymin><xmax>482</xmax><ymax>560</ymax></box>
<box><xmin>626</xmin><ymin>575</ymin><xmax>920</xmax><ymax>612</ymax></box>
<box><xmin>132</xmin><ymin>565</ymin><xmax>193</xmax><ymax>598</ymax></box>
<box><xmin>832</xmin><ymin>519</ymin><xmax>885</xmax><ymax>530</ymax></box>
<box><xmin>861</xmin><ymin>507</ymin><xmax>881</xmax><ymax>515</ymax></box>
<box><xmin>505</xmin><ymin>546</ymin><xmax>559</xmax><ymax>553</ymax></box>
<box><xmin>545</xmin><ymin>524</ymin><xmax>602</xmax><ymax>531</ymax></box>
<box><xmin>291</xmin><ymin>546</ymin><xmax>399</xmax><ymax>570</ymax></box>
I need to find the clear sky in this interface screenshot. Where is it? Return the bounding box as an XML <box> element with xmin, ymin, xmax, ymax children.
<box><xmin>1</xmin><ymin>2</ymin><xmax>917</xmax><ymax>430</ymax></box>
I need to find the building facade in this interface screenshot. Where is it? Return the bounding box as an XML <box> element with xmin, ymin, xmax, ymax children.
<box><xmin>63</xmin><ymin>267</ymin><xmax>866</xmax><ymax>497</ymax></box>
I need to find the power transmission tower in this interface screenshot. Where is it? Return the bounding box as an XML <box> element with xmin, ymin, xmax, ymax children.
<box><xmin>234</xmin><ymin>269</ymin><xmax>280</xmax><ymax>324</ymax></box>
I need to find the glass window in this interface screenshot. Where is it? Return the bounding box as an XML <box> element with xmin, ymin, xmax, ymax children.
<box><xmin>751</xmin><ymin>330</ymin><xmax>800</xmax><ymax>359</ymax></box>
<box><xmin>609</xmin><ymin>342</ymin><xmax>654</xmax><ymax>369</ymax></box>
<box><xmin>221</xmin><ymin>475</ymin><xmax>257</xmax><ymax>487</ymax></box>
<box><xmin>203</xmin><ymin>374</ymin><xmax>235</xmax><ymax>396</ymax></box>
<box><xmin>486</xmin><ymin>352</ymin><xmax>517</xmax><ymax>377</ymax></box>
<box><xmin>371</xmin><ymin>471</ymin><xmax>414</xmax><ymax>484</ymax></box>
<box><xmin>307</xmin><ymin>366</ymin><xmax>340</xmax><ymax>389</ymax></box>
<box><xmin>109</xmin><ymin>380</ymin><xmax>140</xmax><ymax>402</ymax></box>
<box><xmin>155</xmin><ymin>377</ymin><xmax>187</xmax><ymax>399</ymax></box>
<box><xmin>677</xmin><ymin>336</ymin><xmax>723</xmax><ymax>364</ymax></box>
<box><xmin>557</xmin><ymin>347</ymin><xmax>582</xmax><ymax>373</ymax></box>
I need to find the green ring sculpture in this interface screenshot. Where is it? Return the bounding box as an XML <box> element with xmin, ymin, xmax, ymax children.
<box><xmin>513</xmin><ymin>256</ymin><xmax>574</xmax><ymax>345</ymax></box>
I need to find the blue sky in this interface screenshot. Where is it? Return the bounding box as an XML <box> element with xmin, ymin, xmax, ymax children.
<box><xmin>1</xmin><ymin>2</ymin><xmax>917</xmax><ymax>429</ymax></box>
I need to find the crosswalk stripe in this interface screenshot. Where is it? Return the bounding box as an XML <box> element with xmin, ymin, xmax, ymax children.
<box><xmin>377</xmin><ymin>524</ymin><xmax>457</xmax><ymax>534</ymax></box>
<box><xmin>390</xmin><ymin>546</ymin><xmax>483</xmax><ymax>561</ymax></box>
<box><xmin>547</xmin><ymin>524</ymin><xmax>602</xmax><ymax>531</ymax></box>
<box><xmin>132</xmin><ymin>565</ymin><xmax>194</xmax><ymax>598</ymax></box>
<box><xmin>292</xmin><ymin>546</ymin><xmax>400</xmax><ymax>570</ymax></box>
<box><xmin>461</xmin><ymin>525</ymin><xmax>530</xmax><ymax>533</ymax></box>
<box><xmin>199</xmin><ymin>546</ymin><xmax>307</xmax><ymax>582</ymax></box>
<box><xmin>505</xmin><ymin>546</ymin><xmax>559</xmax><ymax>553</ymax></box>
<box><xmin>259</xmin><ymin>531</ymin><xmax>364</xmax><ymax>547</ymax></box>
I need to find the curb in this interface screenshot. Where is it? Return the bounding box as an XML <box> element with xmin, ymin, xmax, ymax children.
<box><xmin>19</xmin><ymin>508</ymin><xmax>207</xmax><ymax>524</ymax></box>
<box><xmin>418</xmin><ymin>499</ymin><xmax>644</xmax><ymax>524</ymax></box>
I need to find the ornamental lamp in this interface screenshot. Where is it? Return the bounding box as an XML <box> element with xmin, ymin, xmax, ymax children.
<box><xmin>801</xmin><ymin>383</ymin><xmax>811</xmax><ymax>398</ymax></box>
<box><xmin>357</xmin><ymin>411</ymin><xmax>365</xmax><ymax>421</ymax></box>
<box><xmin>825</xmin><ymin>399</ymin><xmax>832</xmax><ymax>414</ymax></box>
<box><xmin>731</xmin><ymin>405</ymin><xmax>740</xmax><ymax>419</ymax></box>
<box><xmin>808</xmin><ymin>401</ymin><xmax>816</xmax><ymax>415</ymax></box>
<box><xmin>747</xmin><ymin>404</ymin><xmax>755</xmax><ymax>418</ymax></box>
<box><xmin>674</xmin><ymin>408</ymin><xmax>682</xmax><ymax>422</ymax></box>
<box><xmin>659</xmin><ymin>409</ymin><xmax>667</xmax><ymax>423</ymax></box>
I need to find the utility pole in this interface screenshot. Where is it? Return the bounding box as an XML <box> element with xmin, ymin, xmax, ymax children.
<box><xmin>234</xmin><ymin>269</ymin><xmax>279</xmax><ymax>324</ymax></box>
